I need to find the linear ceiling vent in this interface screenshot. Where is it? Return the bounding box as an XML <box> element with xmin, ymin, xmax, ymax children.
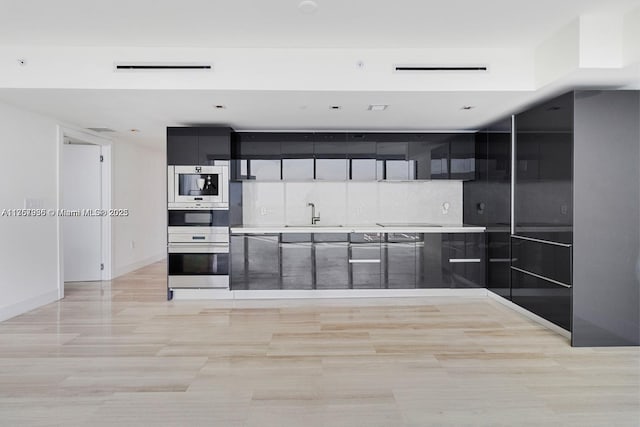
<box><xmin>394</xmin><ymin>64</ymin><xmax>488</xmax><ymax>73</ymax></box>
<box><xmin>86</xmin><ymin>127</ymin><xmax>116</xmax><ymax>133</ymax></box>
<box><xmin>114</xmin><ymin>62</ymin><xmax>213</xmax><ymax>71</ymax></box>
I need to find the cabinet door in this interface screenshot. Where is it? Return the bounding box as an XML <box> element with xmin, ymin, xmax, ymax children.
<box><xmin>234</xmin><ymin>133</ymin><xmax>281</xmax><ymax>180</ymax></box>
<box><xmin>230</xmin><ymin>234</ymin><xmax>280</xmax><ymax>290</ymax></box>
<box><xmin>383</xmin><ymin>233</ymin><xmax>417</xmax><ymax>288</ymax></box>
<box><xmin>198</xmin><ymin>127</ymin><xmax>231</xmax><ymax>163</ymax></box>
<box><xmin>486</xmin><ymin>231</ymin><xmax>511</xmax><ymax>298</ymax></box>
<box><xmin>511</xmin><ymin>268</ymin><xmax>571</xmax><ymax>330</ymax></box>
<box><xmin>349</xmin><ymin>233</ymin><xmax>382</xmax><ymax>288</ymax></box>
<box><xmin>167</xmin><ymin>127</ymin><xmax>199</xmax><ymax>165</ymax></box>
<box><xmin>280</xmin><ymin>234</ymin><xmax>313</xmax><ymax>289</ymax></box>
<box><xmin>377</xmin><ymin>135</ymin><xmax>412</xmax><ymax>180</ymax></box>
<box><xmin>416</xmin><ymin>233</ymin><xmax>448</xmax><ymax>288</ymax></box>
<box><xmin>442</xmin><ymin>233</ymin><xmax>486</xmax><ymax>288</ymax></box>
<box><xmin>281</xmin><ymin>133</ymin><xmax>314</xmax><ymax>181</ymax></box>
<box><xmin>347</xmin><ymin>134</ymin><xmax>378</xmax><ymax>181</ymax></box>
<box><xmin>314</xmin><ymin>241</ymin><xmax>350</xmax><ymax>289</ymax></box>
<box><xmin>449</xmin><ymin>135</ymin><xmax>476</xmax><ymax>180</ymax></box>
<box><xmin>315</xmin><ymin>133</ymin><xmax>348</xmax><ymax>180</ymax></box>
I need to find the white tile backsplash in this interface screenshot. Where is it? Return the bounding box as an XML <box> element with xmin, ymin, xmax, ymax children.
<box><xmin>346</xmin><ymin>182</ymin><xmax>378</xmax><ymax>225</ymax></box>
<box><xmin>242</xmin><ymin>181</ymin><xmax>462</xmax><ymax>225</ymax></box>
<box><xmin>241</xmin><ymin>182</ymin><xmax>285</xmax><ymax>225</ymax></box>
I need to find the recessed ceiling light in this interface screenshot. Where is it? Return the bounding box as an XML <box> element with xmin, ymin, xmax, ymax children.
<box><xmin>461</xmin><ymin>105</ymin><xmax>474</xmax><ymax>110</ymax></box>
<box><xmin>298</xmin><ymin>0</ymin><xmax>318</xmax><ymax>14</ymax></box>
<box><xmin>330</xmin><ymin>105</ymin><xmax>342</xmax><ymax>110</ymax></box>
<box><xmin>368</xmin><ymin>104</ymin><xmax>388</xmax><ymax>111</ymax></box>
<box><xmin>130</xmin><ymin>129</ymin><xmax>140</xmax><ymax>133</ymax></box>
<box><xmin>214</xmin><ymin>105</ymin><xmax>226</xmax><ymax>109</ymax></box>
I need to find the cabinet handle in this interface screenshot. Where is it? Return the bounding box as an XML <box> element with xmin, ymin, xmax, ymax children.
<box><xmin>449</xmin><ymin>258</ymin><xmax>481</xmax><ymax>263</ymax></box>
<box><xmin>348</xmin><ymin>259</ymin><xmax>381</xmax><ymax>264</ymax></box>
<box><xmin>510</xmin><ymin>266</ymin><xmax>572</xmax><ymax>288</ymax></box>
<box><xmin>192</xmin><ymin>236</ymin><xmax>206</xmax><ymax>240</ymax></box>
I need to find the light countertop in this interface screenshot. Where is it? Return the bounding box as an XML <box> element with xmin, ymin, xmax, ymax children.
<box><xmin>231</xmin><ymin>223</ymin><xmax>486</xmax><ymax>234</ymax></box>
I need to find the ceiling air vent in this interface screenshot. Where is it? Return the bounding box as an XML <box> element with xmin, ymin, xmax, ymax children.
<box><xmin>394</xmin><ymin>64</ymin><xmax>488</xmax><ymax>73</ymax></box>
<box><xmin>86</xmin><ymin>127</ymin><xmax>116</xmax><ymax>133</ymax></box>
<box><xmin>114</xmin><ymin>62</ymin><xmax>213</xmax><ymax>71</ymax></box>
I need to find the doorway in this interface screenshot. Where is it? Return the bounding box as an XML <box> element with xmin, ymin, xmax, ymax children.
<box><xmin>57</xmin><ymin>127</ymin><xmax>112</xmax><ymax>298</ymax></box>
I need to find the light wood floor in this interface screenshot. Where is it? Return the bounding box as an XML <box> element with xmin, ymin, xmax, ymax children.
<box><xmin>0</xmin><ymin>262</ymin><xmax>638</xmax><ymax>426</ymax></box>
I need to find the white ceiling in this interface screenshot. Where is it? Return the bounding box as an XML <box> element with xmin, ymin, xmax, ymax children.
<box><xmin>0</xmin><ymin>89</ymin><xmax>532</xmax><ymax>147</ymax></box>
<box><xmin>0</xmin><ymin>0</ymin><xmax>636</xmax><ymax>48</ymax></box>
<box><xmin>0</xmin><ymin>1</ymin><xmax>638</xmax><ymax>149</ymax></box>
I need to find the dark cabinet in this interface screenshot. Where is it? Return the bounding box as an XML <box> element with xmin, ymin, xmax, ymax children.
<box><xmin>167</xmin><ymin>128</ymin><xmax>198</xmax><ymax>165</ymax></box>
<box><xmin>314</xmin><ymin>237</ymin><xmax>350</xmax><ymax>289</ymax></box>
<box><xmin>349</xmin><ymin>233</ymin><xmax>382</xmax><ymax>288</ymax></box>
<box><xmin>416</xmin><ymin>233</ymin><xmax>486</xmax><ymax>288</ymax></box>
<box><xmin>198</xmin><ymin>127</ymin><xmax>231</xmax><ymax>162</ymax></box>
<box><xmin>167</xmin><ymin>127</ymin><xmax>231</xmax><ymax>165</ymax></box>
<box><xmin>449</xmin><ymin>135</ymin><xmax>476</xmax><ymax>180</ymax></box>
<box><xmin>230</xmin><ymin>234</ymin><xmax>280</xmax><ymax>290</ymax></box>
<box><xmin>315</xmin><ymin>133</ymin><xmax>348</xmax><ymax>180</ymax></box>
<box><xmin>383</xmin><ymin>233</ymin><xmax>417</xmax><ymax>288</ymax></box>
<box><xmin>511</xmin><ymin>268</ymin><xmax>571</xmax><ymax>330</ymax></box>
<box><xmin>442</xmin><ymin>233</ymin><xmax>486</xmax><ymax>288</ymax></box>
<box><xmin>347</xmin><ymin>134</ymin><xmax>378</xmax><ymax>181</ymax></box>
<box><xmin>280</xmin><ymin>234</ymin><xmax>313</xmax><ymax>290</ymax></box>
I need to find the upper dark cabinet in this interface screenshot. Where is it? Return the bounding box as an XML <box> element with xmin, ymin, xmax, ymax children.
<box><xmin>279</xmin><ymin>133</ymin><xmax>314</xmax><ymax>159</ymax></box>
<box><xmin>449</xmin><ymin>134</ymin><xmax>475</xmax><ymax>180</ymax></box>
<box><xmin>167</xmin><ymin>128</ymin><xmax>198</xmax><ymax>165</ymax></box>
<box><xmin>198</xmin><ymin>127</ymin><xmax>231</xmax><ymax>163</ymax></box>
<box><xmin>167</xmin><ymin>127</ymin><xmax>231</xmax><ymax>165</ymax></box>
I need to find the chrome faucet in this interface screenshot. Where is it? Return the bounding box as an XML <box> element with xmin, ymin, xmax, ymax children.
<box><xmin>307</xmin><ymin>202</ymin><xmax>320</xmax><ymax>225</ymax></box>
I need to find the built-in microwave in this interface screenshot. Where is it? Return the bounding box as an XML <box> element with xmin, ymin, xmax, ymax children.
<box><xmin>168</xmin><ymin>164</ymin><xmax>229</xmax><ymax>209</ymax></box>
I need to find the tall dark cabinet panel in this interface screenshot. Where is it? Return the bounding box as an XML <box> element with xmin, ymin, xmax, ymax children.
<box><xmin>512</xmin><ymin>93</ymin><xmax>573</xmax><ymax>331</ymax></box>
<box><xmin>463</xmin><ymin>119</ymin><xmax>511</xmax><ymax>298</ymax></box>
<box><xmin>572</xmin><ymin>91</ymin><xmax>640</xmax><ymax>346</ymax></box>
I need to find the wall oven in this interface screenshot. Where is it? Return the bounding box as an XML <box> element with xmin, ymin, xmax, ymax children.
<box><xmin>168</xmin><ymin>163</ymin><xmax>229</xmax><ymax>209</ymax></box>
<box><xmin>167</xmin><ymin>208</ymin><xmax>230</xmax><ymax>289</ymax></box>
<box><xmin>168</xmin><ymin>243</ymin><xmax>229</xmax><ymax>289</ymax></box>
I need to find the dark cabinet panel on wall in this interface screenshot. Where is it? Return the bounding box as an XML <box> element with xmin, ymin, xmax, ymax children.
<box><xmin>349</xmin><ymin>233</ymin><xmax>382</xmax><ymax>289</ymax></box>
<box><xmin>514</xmin><ymin>93</ymin><xmax>573</xmax><ymax>243</ymax></box>
<box><xmin>314</xmin><ymin>241</ymin><xmax>350</xmax><ymax>289</ymax></box>
<box><xmin>486</xmin><ymin>231</ymin><xmax>511</xmax><ymax>298</ymax></box>
<box><xmin>167</xmin><ymin>127</ymin><xmax>231</xmax><ymax>165</ymax></box>
<box><xmin>315</xmin><ymin>133</ymin><xmax>348</xmax><ymax>180</ymax></box>
<box><xmin>198</xmin><ymin>127</ymin><xmax>231</xmax><ymax>162</ymax></box>
<box><xmin>347</xmin><ymin>134</ymin><xmax>378</xmax><ymax>181</ymax></box>
<box><xmin>167</xmin><ymin>128</ymin><xmax>199</xmax><ymax>165</ymax></box>
<box><xmin>511</xmin><ymin>268</ymin><xmax>571</xmax><ymax>331</ymax></box>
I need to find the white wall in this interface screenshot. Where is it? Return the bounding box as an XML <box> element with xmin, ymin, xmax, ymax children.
<box><xmin>0</xmin><ymin>100</ymin><xmax>167</xmax><ymax>321</ymax></box>
<box><xmin>242</xmin><ymin>181</ymin><xmax>463</xmax><ymax>226</ymax></box>
<box><xmin>112</xmin><ymin>140</ymin><xmax>166</xmax><ymax>277</ymax></box>
<box><xmin>0</xmin><ymin>101</ymin><xmax>60</xmax><ymax>321</ymax></box>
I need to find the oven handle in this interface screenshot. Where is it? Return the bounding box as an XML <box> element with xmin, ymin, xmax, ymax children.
<box><xmin>168</xmin><ymin>244</ymin><xmax>229</xmax><ymax>254</ymax></box>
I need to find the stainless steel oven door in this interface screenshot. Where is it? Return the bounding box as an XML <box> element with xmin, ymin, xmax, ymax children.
<box><xmin>167</xmin><ymin>244</ymin><xmax>229</xmax><ymax>289</ymax></box>
<box><xmin>168</xmin><ymin>165</ymin><xmax>228</xmax><ymax>209</ymax></box>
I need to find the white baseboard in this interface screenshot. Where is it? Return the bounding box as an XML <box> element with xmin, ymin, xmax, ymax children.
<box><xmin>171</xmin><ymin>288</ymin><xmax>488</xmax><ymax>300</ymax></box>
<box><xmin>487</xmin><ymin>290</ymin><xmax>572</xmax><ymax>339</ymax></box>
<box><xmin>0</xmin><ymin>290</ymin><xmax>59</xmax><ymax>322</ymax></box>
<box><xmin>113</xmin><ymin>252</ymin><xmax>166</xmax><ymax>278</ymax></box>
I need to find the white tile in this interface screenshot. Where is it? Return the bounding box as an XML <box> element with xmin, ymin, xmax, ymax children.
<box><xmin>377</xmin><ymin>182</ymin><xmax>409</xmax><ymax>224</ymax></box>
<box><xmin>242</xmin><ymin>182</ymin><xmax>285</xmax><ymax>225</ymax></box>
<box><xmin>346</xmin><ymin>182</ymin><xmax>378</xmax><ymax>225</ymax></box>
<box><xmin>405</xmin><ymin>181</ymin><xmax>463</xmax><ymax>224</ymax></box>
